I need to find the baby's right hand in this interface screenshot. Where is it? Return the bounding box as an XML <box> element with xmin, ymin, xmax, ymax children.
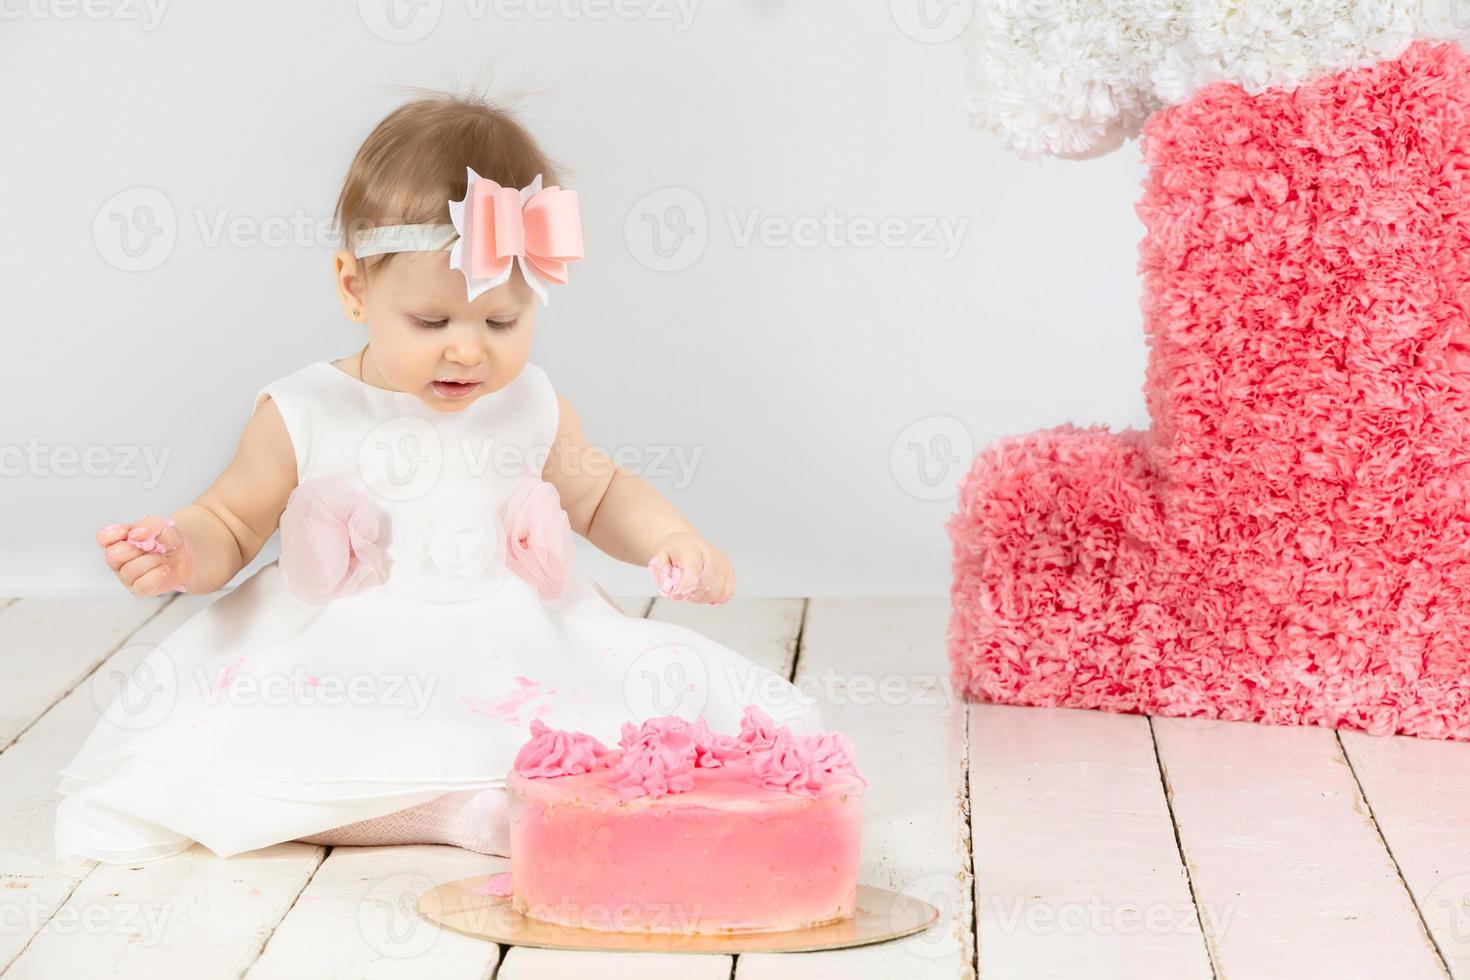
<box><xmin>98</xmin><ymin>516</ymin><xmax>193</xmax><ymax>597</ymax></box>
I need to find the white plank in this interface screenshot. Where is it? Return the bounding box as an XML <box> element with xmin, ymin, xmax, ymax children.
<box><xmin>1341</xmin><ymin>730</ymin><xmax>1470</xmax><ymax>977</ymax></box>
<box><xmin>0</xmin><ymin>596</ymin><xmax>170</xmax><ymax>752</ymax></box>
<box><xmin>0</xmin><ymin>594</ymin><xmax>208</xmax><ymax>971</ymax></box>
<box><xmin>2</xmin><ymin>594</ymin><xmax>329</xmax><ymax>979</ymax></box>
<box><xmin>1154</xmin><ymin>718</ymin><xmax>1445</xmax><ymax>979</ymax></box>
<box><xmin>648</xmin><ymin>596</ymin><xmax>805</xmax><ymax>678</ymax></box>
<box><xmin>496</xmin><ymin>599</ymin><xmax>805</xmax><ymax>978</ymax></box>
<box><xmin>497</xmin><ymin>949</ymin><xmax>734</xmax><ymax>979</ymax></box>
<box><xmin>246</xmin><ymin>845</ymin><xmax>505</xmax><ymax>979</ymax></box>
<box><xmin>737</xmin><ymin>598</ymin><xmax>973</xmax><ymax>980</ymax></box>
<box><xmin>970</xmin><ymin>705</ymin><xmax>1210</xmax><ymax>979</ymax></box>
<box><xmin>5</xmin><ymin>842</ymin><xmax>324</xmax><ymax>979</ymax></box>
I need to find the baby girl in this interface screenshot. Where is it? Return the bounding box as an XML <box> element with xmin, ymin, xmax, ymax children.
<box><xmin>56</xmin><ymin>92</ymin><xmax>822</xmax><ymax>864</ymax></box>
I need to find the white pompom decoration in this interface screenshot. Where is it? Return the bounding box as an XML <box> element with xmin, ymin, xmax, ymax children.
<box><xmin>966</xmin><ymin>0</ymin><xmax>1469</xmax><ymax>160</ymax></box>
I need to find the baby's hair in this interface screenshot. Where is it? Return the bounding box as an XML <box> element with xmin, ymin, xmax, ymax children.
<box><xmin>333</xmin><ymin>86</ymin><xmax>564</xmax><ymax>283</ymax></box>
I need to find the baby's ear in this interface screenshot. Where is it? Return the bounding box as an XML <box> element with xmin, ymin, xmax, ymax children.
<box><xmin>965</xmin><ymin>0</ymin><xmax>1470</xmax><ymax>161</ymax></box>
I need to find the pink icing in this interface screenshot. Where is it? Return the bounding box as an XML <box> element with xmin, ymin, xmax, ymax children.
<box><xmin>512</xmin><ymin>705</ymin><xmax>865</xmax><ymax>800</ymax></box>
<box><xmin>475</xmin><ymin>871</ymin><xmax>514</xmax><ymax>897</ymax></box>
<box><xmin>735</xmin><ymin>705</ymin><xmax>782</xmax><ymax>752</ymax></box>
<box><xmin>509</xmin><ymin>767</ymin><xmax>862</xmax><ymax>933</ymax></box>
<box><xmin>491</xmin><ymin>676</ymin><xmax>554</xmax><ymax>723</ymax></box>
<box><xmin>802</xmin><ymin>730</ymin><xmax>867</xmax><ymax>785</ymax></box>
<box><xmin>743</xmin><ymin>716</ymin><xmax>868</xmax><ymax>797</ymax></box>
<box><xmin>210</xmin><ymin>655</ymin><xmax>246</xmax><ymax>700</ymax></box>
<box><xmin>648</xmin><ymin>556</ymin><xmax>702</xmax><ymax>599</ymax></box>
<box><xmin>616</xmin><ymin>714</ymin><xmax>688</xmax><ymax>750</ymax></box>
<box><xmin>128</xmin><ymin>517</ymin><xmax>176</xmax><ymax>554</ymax></box>
<box><xmin>512</xmin><ymin>719</ymin><xmax>615</xmax><ymax>778</ymax></box>
<box><xmin>689</xmin><ymin>716</ymin><xmax>743</xmax><ymax>767</ymax></box>
<box><xmin>278</xmin><ymin>477</ymin><xmax>386</xmax><ymax>605</ymax></box>
<box><xmin>615</xmin><ymin>714</ymin><xmax>741</xmax><ymax>770</ymax></box>
<box><xmin>501</xmin><ymin>477</ymin><xmax>573</xmax><ymax>601</ymax></box>
<box><xmin>610</xmin><ymin>725</ymin><xmax>697</xmax><ymax>800</ymax></box>
<box><xmin>750</xmin><ymin>727</ymin><xmax>825</xmax><ymax>797</ymax></box>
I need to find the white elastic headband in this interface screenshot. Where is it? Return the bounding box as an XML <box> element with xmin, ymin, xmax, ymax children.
<box><xmin>347</xmin><ymin>168</ymin><xmax>584</xmax><ymax>305</ymax></box>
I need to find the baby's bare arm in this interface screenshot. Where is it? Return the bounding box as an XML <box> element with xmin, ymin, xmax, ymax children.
<box><xmin>542</xmin><ymin>393</ymin><xmax>733</xmax><ymax>603</ymax></box>
<box><xmin>171</xmin><ymin>397</ymin><xmax>298</xmax><ymax>593</ymax></box>
<box><xmin>100</xmin><ymin>396</ymin><xmax>298</xmax><ymax>596</ymax></box>
<box><xmin>544</xmin><ymin>394</ymin><xmax>695</xmax><ymax>565</ymax></box>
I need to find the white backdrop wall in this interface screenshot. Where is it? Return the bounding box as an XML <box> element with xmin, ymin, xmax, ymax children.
<box><xmin>1</xmin><ymin>1</ymin><xmax>1150</xmax><ymax>597</ymax></box>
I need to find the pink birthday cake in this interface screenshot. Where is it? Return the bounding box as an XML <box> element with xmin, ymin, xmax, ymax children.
<box><xmin>503</xmin><ymin>706</ymin><xmax>866</xmax><ymax>935</ymax></box>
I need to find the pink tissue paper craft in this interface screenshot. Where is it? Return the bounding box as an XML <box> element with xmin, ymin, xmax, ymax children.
<box><xmin>952</xmin><ymin>34</ymin><xmax>1470</xmax><ymax>740</ymax></box>
<box><xmin>277</xmin><ymin>477</ymin><xmax>387</xmax><ymax>605</ymax></box>
<box><xmin>500</xmin><ymin>476</ymin><xmax>573</xmax><ymax>601</ymax></box>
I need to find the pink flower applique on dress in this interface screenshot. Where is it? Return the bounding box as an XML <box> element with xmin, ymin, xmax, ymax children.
<box><xmin>278</xmin><ymin>476</ymin><xmax>386</xmax><ymax>605</ymax></box>
<box><xmin>500</xmin><ymin>477</ymin><xmax>573</xmax><ymax>601</ymax></box>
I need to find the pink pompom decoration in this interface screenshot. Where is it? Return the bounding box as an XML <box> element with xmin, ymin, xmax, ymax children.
<box><xmin>278</xmin><ymin>477</ymin><xmax>386</xmax><ymax>605</ymax></box>
<box><xmin>501</xmin><ymin>477</ymin><xmax>573</xmax><ymax>601</ymax></box>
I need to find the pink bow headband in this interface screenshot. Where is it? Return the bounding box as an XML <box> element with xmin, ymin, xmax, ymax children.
<box><xmin>349</xmin><ymin>168</ymin><xmax>584</xmax><ymax>305</ymax></box>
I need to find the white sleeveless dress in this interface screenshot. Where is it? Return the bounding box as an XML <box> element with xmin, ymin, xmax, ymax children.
<box><xmin>53</xmin><ymin>359</ymin><xmax>826</xmax><ymax>865</ymax></box>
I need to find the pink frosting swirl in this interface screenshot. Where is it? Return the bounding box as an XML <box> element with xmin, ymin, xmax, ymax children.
<box><xmin>689</xmin><ymin>717</ymin><xmax>743</xmax><ymax>768</ymax></box>
<box><xmin>744</xmin><ymin>718</ymin><xmax>867</xmax><ymax>797</ymax></box>
<box><xmin>735</xmin><ymin>704</ymin><xmax>783</xmax><ymax>752</ymax></box>
<box><xmin>610</xmin><ymin>725</ymin><xmax>697</xmax><ymax>800</ymax></box>
<box><xmin>802</xmin><ymin>730</ymin><xmax>868</xmax><ymax>786</ymax></box>
<box><xmin>617</xmin><ymin>714</ymin><xmax>743</xmax><ymax>769</ymax></box>
<box><xmin>512</xmin><ymin>719</ymin><xmax>614</xmax><ymax>778</ymax></box>
<box><xmin>749</xmin><ymin>727</ymin><xmax>827</xmax><ymax>797</ymax></box>
<box><xmin>617</xmin><ymin>715</ymin><xmax>689</xmax><ymax>750</ymax></box>
<box><xmin>511</xmin><ymin>705</ymin><xmax>867</xmax><ymax>800</ymax></box>
<box><xmin>500</xmin><ymin>477</ymin><xmax>573</xmax><ymax>601</ymax></box>
<box><xmin>278</xmin><ymin>476</ymin><xmax>386</xmax><ymax>605</ymax></box>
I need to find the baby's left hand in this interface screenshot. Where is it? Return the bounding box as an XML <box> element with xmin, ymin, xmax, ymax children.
<box><xmin>648</xmin><ymin>532</ymin><xmax>733</xmax><ymax>604</ymax></box>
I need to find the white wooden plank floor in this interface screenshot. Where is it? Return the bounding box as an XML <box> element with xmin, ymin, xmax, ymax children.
<box><xmin>2</xmin><ymin>593</ymin><xmax>1467</xmax><ymax>979</ymax></box>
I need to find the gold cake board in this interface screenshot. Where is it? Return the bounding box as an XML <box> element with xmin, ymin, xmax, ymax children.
<box><xmin>418</xmin><ymin>874</ymin><xmax>940</xmax><ymax>954</ymax></box>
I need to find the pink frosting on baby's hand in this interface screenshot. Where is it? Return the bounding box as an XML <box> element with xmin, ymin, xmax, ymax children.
<box><xmin>648</xmin><ymin>556</ymin><xmax>701</xmax><ymax>599</ymax></box>
<box><xmin>127</xmin><ymin>518</ymin><xmax>175</xmax><ymax>554</ymax></box>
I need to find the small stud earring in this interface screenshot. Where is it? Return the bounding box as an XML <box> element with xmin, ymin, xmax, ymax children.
<box><xmin>351</xmin><ymin>309</ymin><xmax>360</xmax><ymax>318</ymax></box>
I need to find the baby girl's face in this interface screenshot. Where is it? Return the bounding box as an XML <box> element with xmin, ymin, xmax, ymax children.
<box><xmin>347</xmin><ymin>249</ymin><xmax>538</xmax><ymax>412</ymax></box>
